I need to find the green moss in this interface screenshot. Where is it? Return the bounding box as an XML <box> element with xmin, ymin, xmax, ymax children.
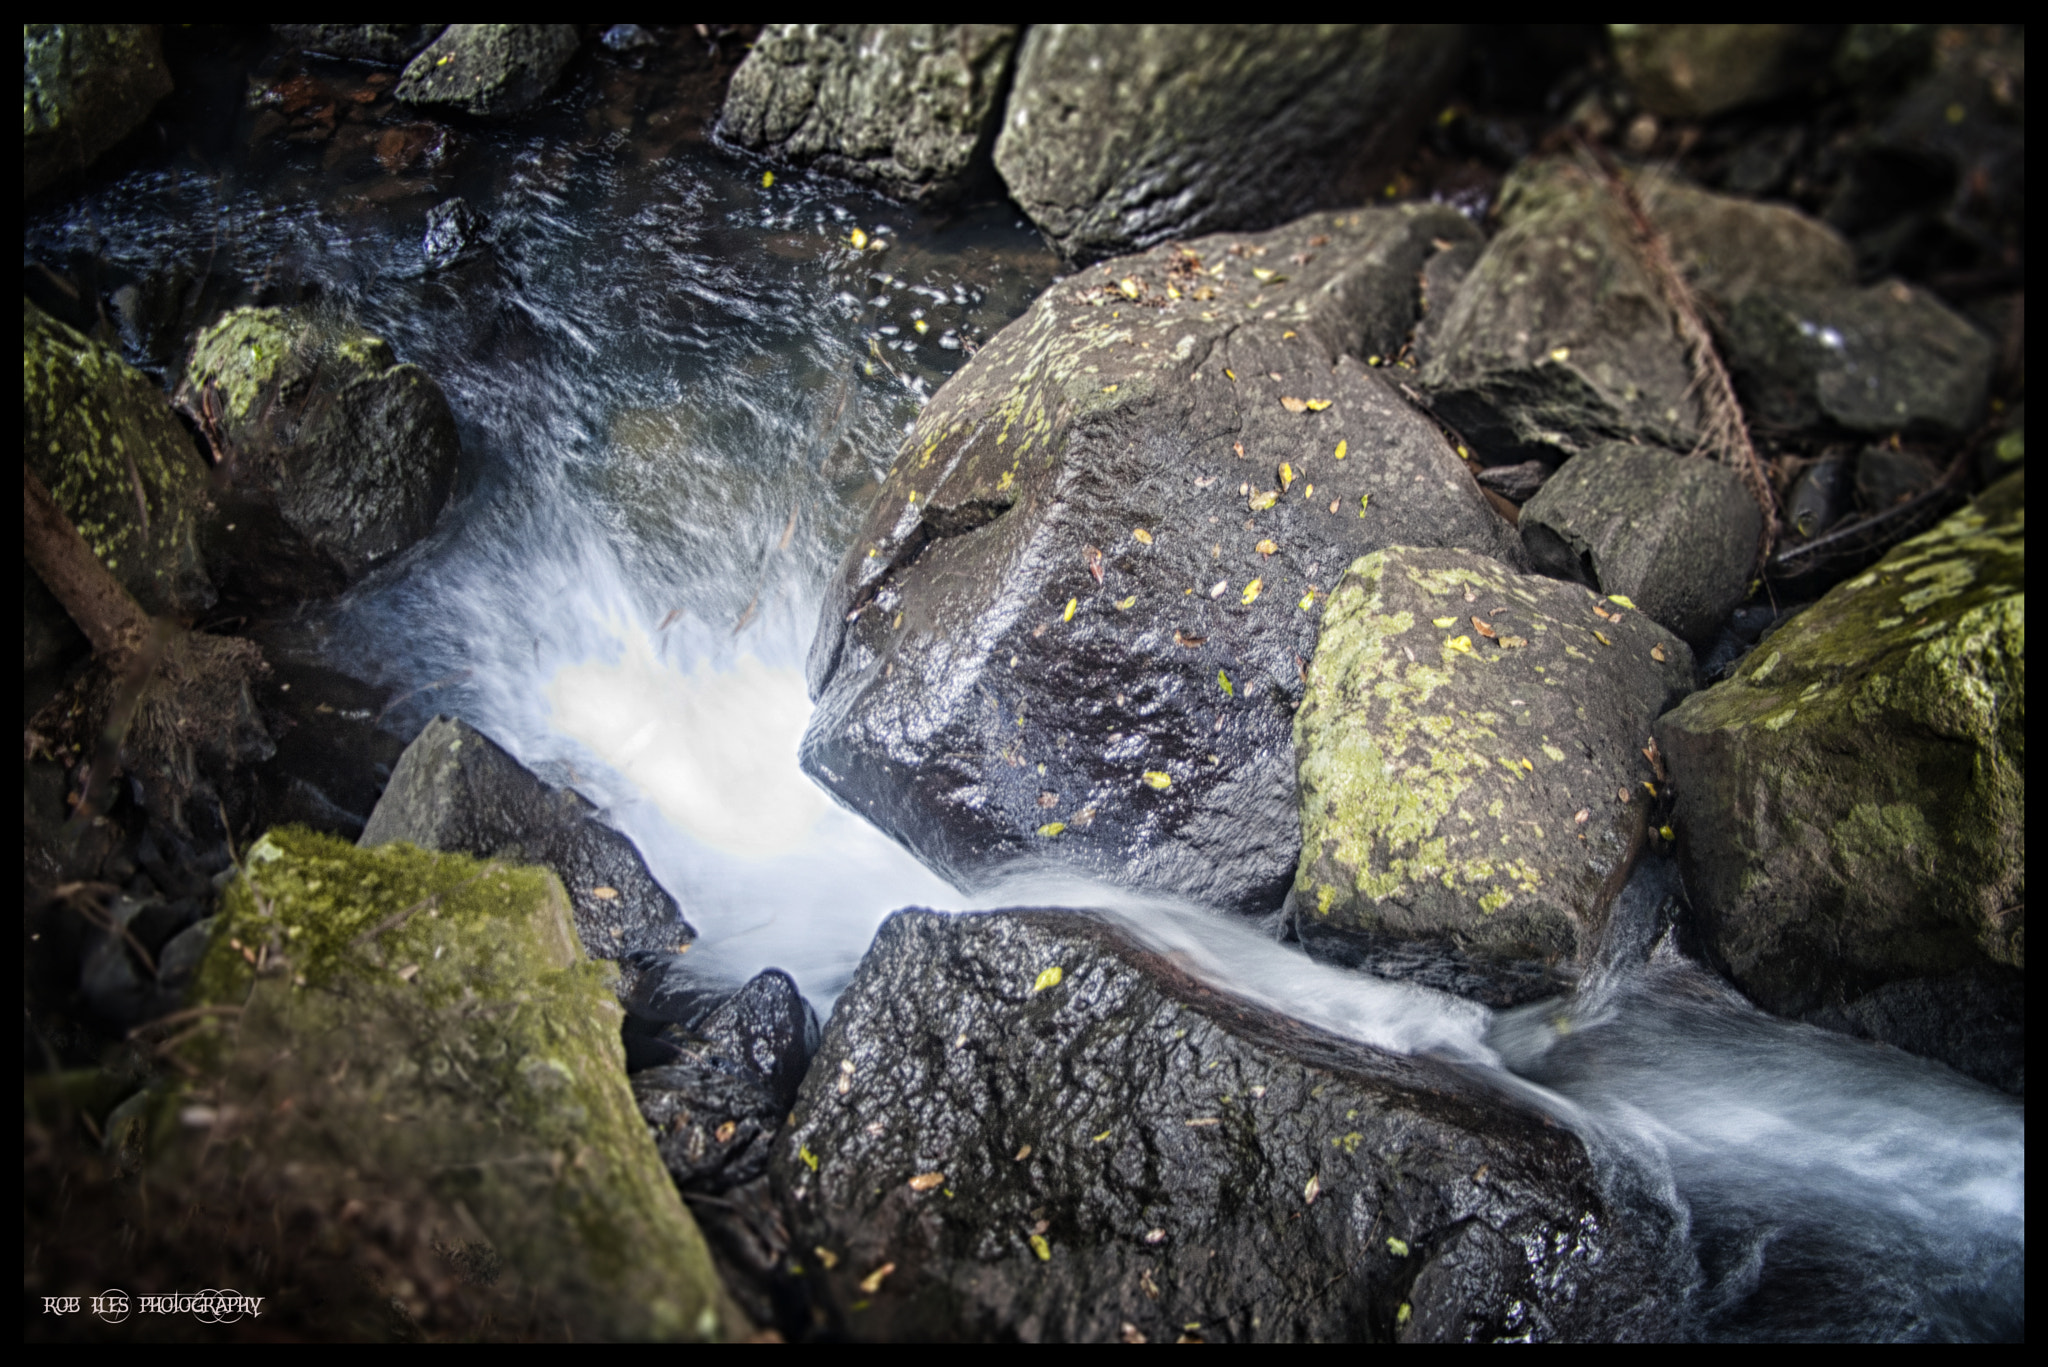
<box><xmin>182</xmin><ymin>307</ymin><xmax>299</xmax><ymax>422</ymax></box>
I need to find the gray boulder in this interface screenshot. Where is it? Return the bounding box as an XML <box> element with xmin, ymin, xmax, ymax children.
<box><xmin>174</xmin><ymin>305</ymin><xmax>460</xmax><ymax>605</ymax></box>
<box><xmin>1634</xmin><ymin>170</ymin><xmax>1856</xmax><ymax>306</ymax></box>
<box><xmin>23</xmin><ymin>24</ymin><xmax>173</xmax><ymax>197</ymax></box>
<box><xmin>270</xmin><ymin>24</ymin><xmax>445</xmax><ymax>66</ymax></box>
<box><xmin>1655</xmin><ymin>473</ymin><xmax>2024</xmax><ymax>1092</ymax></box>
<box><xmin>1724</xmin><ymin>280</ymin><xmax>1994</xmax><ymax>438</ymax></box>
<box><xmin>772</xmin><ymin>908</ymin><xmax>1687</xmax><ymax>1341</ymax></box>
<box><xmin>1518</xmin><ymin>442</ymin><xmax>1762</xmax><ymax>643</ymax></box>
<box><xmin>719</xmin><ymin>25</ymin><xmax>1020</xmax><ymax>204</ymax></box>
<box><xmin>360</xmin><ymin>715</ymin><xmax>694</xmax><ymax>961</ymax></box>
<box><xmin>994</xmin><ymin>25</ymin><xmax>1466</xmax><ymax>263</ymax></box>
<box><xmin>393</xmin><ymin>24</ymin><xmax>579</xmax><ymax>119</ymax></box>
<box><xmin>1294</xmin><ymin>547</ymin><xmax>1693</xmax><ymax>990</ymax></box>
<box><xmin>802</xmin><ymin>205</ymin><xmax>1522</xmax><ymax>917</ymax></box>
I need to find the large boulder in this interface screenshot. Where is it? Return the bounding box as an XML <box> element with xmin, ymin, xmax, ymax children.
<box><xmin>1655</xmin><ymin>472</ymin><xmax>2024</xmax><ymax>1093</ymax></box>
<box><xmin>1635</xmin><ymin>170</ymin><xmax>1856</xmax><ymax>306</ymax></box>
<box><xmin>361</xmin><ymin>715</ymin><xmax>694</xmax><ymax>961</ymax></box>
<box><xmin>24</xmin><ymin>299</ymin><xmax>214</xmax><ymax>617</ymax></box>
<box><xmin>23</xmin><ymin>24</ymin><xmax>173</xmax><ymax>197</ymax></box>
<box><xmin>993</xmin><ymin>25</ymin><xmax>1466</xmax><ymax>263</ymax></box>
<box><xmin>1608</xmin><ymin>25</ymin><xmax>1834</xmax><ymax>120</ymax></box>
<box><xmin>1293</xmin><ymin>547</ymin><xmax>1694</xmax><ymax>994</ymax></box>
<box><xmin>719</xmin><ymin>25</ymin><xmax>1020</xmax><ymax>205</ymax></box>
<box><xmin>1518</xmin><ymin>442</ymin><xmax>1762</xmax><ymax>643</ymax></box>
<box><xmin>174</xmin><ymin>305</ymin><xmax>460</xmax><ymax>605</ymax></box>
<box><xmin>167</xmin><ymin>827</ymin><xmax>737</xmax><ymax>1339</ymax></box>
<box><xmin>802</xmin><ymin>205</ymin><xmax>1523</xmax><ymax>916</ymax></box>
<box><xmin>393</xmin><ymin>24</ymin><xmax>580</xmax><ymax>119</ymax></box>
<box><xmin>773</xmin><ymin>908</ymin><xmax>1686</xmax><ymax>1341</ymax></box>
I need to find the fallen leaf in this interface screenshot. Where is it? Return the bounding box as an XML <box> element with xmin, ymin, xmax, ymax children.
<box><xmin>1308</xmin><ymin>234</ymin><xmax>1330</xmax><ymax>247</ymax></box>
<box><xmin>849</xmin><ymin>227</ymin><xmax>869</xmax><ymax>250</ymax></box>
<box><xmin>1141</xmin><ymin>771</ymin><xmax>1172</xmax><ymax>790</ymax></box>
<box><xmin>814</xmin><ymin>1245</ymin><xmax>839</xmax><ymax>1269</ymax></box>
<box><xmin>1241</xmin><ymin>578</ymin><xmax>1263</xmax><ymax>605</ymax></box>
<box><xmin>1015</xmin><ymin>1145</ymin><xmax>1032</xmax><ymax>1161</ymax></box>
<box><xmin>1251</xmin><ymin>266</ymin><xmax>1283</xmax><ymax>282</ymax></box>
<box><xmin>1255</xmin><ymin>538</ymin><xmax>1278</xmax><ymax>556</ymax></box>
<box><xmin>1118</xmin><ymin>277</ymin><xmax>1141</xmax><ymax>300</ymax></box>
<box><xmin>1643</xmin><ymin>781</ymin><xmax>1658</xmax><ymax>797</ymax></box>
<box><xmin>1463</xmin><ymin>586</ymin><xmax>1477</xmax><ymax>603</ymax></box>
<box><xmin>1038</xmin><ymin>791</ymin><xmax>1058</xmax><ymax>808</ymax></box>
<box><xmin>1329</xmin><ymin>500</ymin><xmax>1340</xmax><ymax>513</ymax></box>
<box><xmin>1033</xmin><ymin>965</ymin><xmax>1064</xmax><ymax>992</ymax></box>
<box><xmin>800</xmin><ymin>1145</ymin><xmax>819</xmax><ymax>1171</ymax></box>
<box><xmin>1358</xmin><ymin>493</ymin><xmax>1371</xmax><ymax>516</ymax></box>
<box><xmin>761</xmin><ymin>171</ymin><xmax>775</xmax><ymax>188</ymax></box>
<box><xmin>1037</xmin><ymin>821</ymin><xmax>1067</xmax><ymax>837</ymax></box>
<box><xmin>1334</xmin><ymin>439</ymin><xmax>1348</xmax><ymax>460</ymax></box>
<box><xmin>1575</xmin><ymin>808</ymin><xmax>1591</xmax><ymax>824</ymax></box>
<box><xmin>1619</xmin><ymin>788</ymin><xmax>1631</xmax><ymax>803</ymax></box>
<box><xmin>1472</xmin><ymin>616</ymin><xmax>1497</xmax><ymax>639</ymax></box>
<box><xmin>858</xmin><ymin>1262</ymin><xmax>896</xmax><ymax>1294</ymax></box>
<box><xmin>1659</xmin><ymin>823</ymin><xmax>1676</xmax><ymax>841</ymax></box>
<box><xmin>1279</xmin><ymin>462</ymin><xmax>1295</xmax><ymax>490</ymax></box>
<box><xmin>715</xmin><ymin>1120</ymin><xmax>738</xmax><ymax>1143</ymax></box>
<box><xmin>1233</xmin><ymin>442</ymin><xmax>1245</xmax><ymax>458</ymax></box>
<box><xmin>1609</xmin><ymin>595</ymin><xmax>1638</xmax><ymax>609</ymax></box>
<box><xmin>1520</xmin><ymin>758</ymin><xmax>1534</xmax><ymax>771</ymax></box>
<box><xmin>1387</xmin><ymin>1236</ymin><xmax>1411</xmax><ymax>1258</ymax></box>
<box><xmin>1548</xmin><ymin>346</ymin><xmax>1570</xmax><ymax>363</ymax></box>
<box><xmin>1209</xmin><ymin>580</ymin><xmax>1228</xmax><ymax>598</ymax></box>
<box><xmin>909</xmin><ymin>1172</ymin><xmax>945</xmax><ymax>1192</ymax></box>
<box><xmin>1473</xmin><ymin>1164</ymin><xmax>1490</xmax><ymax>1183</ymax></box>
<box><xmin>1218</xmin><ymin>669</ymin><xmax>1235</xmax><ymax>696</ymax></box>
<box><xmin>1029</xmin><ymin>1234</ymin><xmax>1052</xmax><ymax>1261</ymax></box>
<box><xmin>1133</xmin><ymin>527</ymin><xmax>1154</xmax><ymax>544</ymax></box>
<box><xmin>1305</xmin><ymin>399</ymin><xmax>1331</xmax><ymax>411</ymax></box>
<box><xmin>591</xmin><ymin>886</ymin><xmax>619</xmax><ymax>900</ymax></box>
<box><xmin>1447</xmin><ymin>635</ymin><xmax>1475</xmax><ymax>654</ymax></box>
<box><xmin>914</xmin><ymin>319</ymin><xmax>928</xmax><ymax>334</ymax></box>
<box><xmin>1398</xmin><ymin>1303</ymin><xmax>1413</xmax><ymax>1327</ymax></box>
<box><xmin>1432</xmin><ymin>616</ymin><xmax>1458</xmax><ymax>628</ymax></box>
<box><xmin>1063</xmin><ymin>597</ymin><xmax>1078</xmax><ymax>623</ymax></box>
<box><xmin>1174</xmin><ymin>630</ymin><xmax>1206</xmax><ymax>647</ymax></box>
<box><xmin>1085</xmin><ymin>546</ymin><xmax>1105</xmax><ymax>583</ymax></box>
<box><xmin>1304</xmin><ymin>1174</ymin><xmax>1321</xmax><ymax>1205</ymax></box>
<box><xmin>1224</xmin><ymin>368</ymin><xmax>1237</xmax><ymax>381</ymax></box>
<box><xmin>1499</xmin><ymin>635</ymin><xmax>1528</xmax><ymax>648</ymax></box>
<box><xmin>1594</xmin><ymin>630</ymin><xmax>1612</xmax><ymax>646</ymax></box>
<box><xmin>1249</xmin><ymin>490</ymin><xmax>1278</xmax><ymax>511</ymax></box>
<box><xmin>1298</xmin><ymin>589</ymin><xmax>1318</xmax><ymax>610</ymax></box>
<box><xmin>1651</xmin><ymin>643</ymin><xmax>1668</xmax><ymax>662</ymax></box>
<box><xmin>1280</xmin><ymin>396</ymin><xmax>1309</xmax><ymax>413</ymax></box>
<box><xmin>1116</xmin><ymin>595</ymin><xmax>1137</xmax><ymax>610</ymax></box>
<box><xmin>1592</xmin><ymin>603</ymin><xmax>1613</xmax><ymax>621</ymax></box>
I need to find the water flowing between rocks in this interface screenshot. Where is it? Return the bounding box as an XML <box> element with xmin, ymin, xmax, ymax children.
<box><xmin>30</xmin><ymin>105</ymin><xmax>2021</xmax><ymax>1342</ymax></box>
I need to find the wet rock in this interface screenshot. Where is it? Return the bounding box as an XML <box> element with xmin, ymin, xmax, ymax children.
<box><xmin>802</xmin><ymin>206</ymin><xmax>1521</xmax><ymax>917</ymax></box>
<box><xmin>1293</xmin><ymin>547</ymin><xmax>1693</xmax><ymax>987</ymax></box>
<box><xmin>270</xmin><ymin>24</ymin><xmax>446</xmax><ymax>66</ymax></box>
<box><xmin>601</xmin><ymin>25</ymin><xmax>659</xmax><ymax>54</ymax></box>
<box><xmin>240</xmin><ymin>652</ymin><xmax>408</xmax><ymax>840</ymax></box>
<box><xmin>994</xmin><ymin>25</ymin><xmax>1466</xmax><ymax>263</ymax></box>
<box><xmin>1655</xmin><ymin>472</ymin><xmax>2024</xmax><ymax>1091</ymax></box>
<box><xmin>393</xmin><ymin>24</ymin><xmax>580</xmax><ymax>120</ymax></box>
<box><xmin>773</xmin><ymin>908</ymin><xmax>1685</xmax><ymax>1341</ymax></box>
<box><xmin>623</xmin><ymin>961</ymin><xmax>822</xmax><ymax>1112</ymax></box>
<box><xmin>1634</xmin><ymin>170</ymin><xmax>1856</xmax><ymax>307</ymax></box>
<box><xmin>1782</xmin><ymin>452</ymin><xmax>1855</xmax><ymax>543</ymax></box>
<box><xmin>1805</xmin><ymin>970</ymin><xmax>2024</xmax><ymax>1096</ymax></box>
<box><xmin>1723</xmin><ymin>281</ymin><xmax>1994</xmax><ymax>439</ymax></box>
<box><xmin>719</xmin><ymin>25</ymin><xmax>1020</xmax><ymax>205</ymax></box>
<box><xmin>173</xmin><ymin>305</ymin><xmax>460</xmax><ymax>605</ymax></box>
<box><xmin>1519</xmin><ymin>442</ymin><xmax>1762</xmax><ymax>643</ymax></box>
<box><xmin>1854</xmin><ymin>443</ymin><xmax>1942</xmax><ymax>512</ymax></box>
<box><xmin>361</xmin><ymin>715</ymin><xmax>694</xmax><ymax>961</ymax></box>
<box><xmin>1418</xmin><ymin>159</ymin><xmax>1706</xmax><ymax>463</ymax></box>
<box><xmin>634</xmin><ymin>1057</ymin><xmax>783</xmax><ymax>1193</ymax></box>
<box><xmin>1472</xmin><ymin>459</ymin><xmax>1552</xmax><ymax>504</ymax></box>
<box><xmin>23</xmin><ymin>25</ymin><xmax>173</xmax><ymax>197</ymax></box>
<box><xmin>1608</xmin><ymin>25</ymin><xmax>1835</xmax><ymax>120</ymax></box>
<box><xmin>24</xmin><ymin>299</ymin><xmax>215</xmax><ymax>617</ymax></box>
<box><xmin>178</xmin><ymin>827</ymin><xmax>736</xmax><ymax>1339</ymax></box>
<box><xmin>422</xmin><ymin>196</ymin><xmax>488</xmax><ymax>270</ymax></box>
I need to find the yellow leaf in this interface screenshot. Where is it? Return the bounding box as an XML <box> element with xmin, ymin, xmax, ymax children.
<box><xmin>1092</xmin><ymin>1129</ymin><xmax>1112</xmax><ymax>1142</ymax></box>
<box><xmin>1249</xmin><ymin>490</ymin><xmax>1278</xmax><ymax>511</ymax></box>
<box><xmin>1282</xmin><ymin>330</ymin><xmax>1297</xmax><ymax>338</ymax></box>
<box><xmin>1594</xmin><ymin>630</ymin><xmax>1612</xmax><ymax>646</ymax></box>
<box><xmin>1433</xmin><ymin>616</ymin><xmax>1458</xmax><ymax>628</ymax></box>
<box><xmin>1358</xmin><ymin>493</ymin><xmax>1370</xmax><ymax>517</ymax></box>
<box><xmin>1034</xmin><ymin>820</ymin><xmax>1069</xmax><ymax>839</ymax></box>
<box><xmin>909</xmin><ymin>1172</ymin><xmax>945</xmax><ymax>1191</ymax></box>
<box><xmin>849</xmin><ymin>227</ymin><xmax>869</xmax><ymax>250</ymax></box>
<box><xmin>1280</xmin><ymin>396</ymin><xmax>1308</xmax><ymax>413</ymax></box>
<box><xmin>1063</xmin><ymin>597</ymin><xmax>1078</xmax><ymax>622</ymax></box>
<box><xmin>1241</xmin><ymin>578</ymin><xmax>1263</xmax><ymax>605</ymax></box>
<box><xmin>914</xmin><ymin>319</ymin><xmax>928</xmax><ymax>334</ymax></box>
<box><xmin>800</xmin><ymin>1146</ymin><xmax>819</xmax><ymax>1171</ymax></box>
<box><xmin>1660</xmin><ymin>824</ymin><xmax>1676</xmax><ymax>841</ymax></box>
<box><xmin>814</xmin><ymin>1245</ymin><xmax>838</xmax><ymax>1269</ymax></box>
<box><xmin>908</xmin><ymin>490</ymin><xmax>917</xmax><ymax>502</ymax></box>
<box><xmin>1255</xmin><ymin>538</ymin><xmax>1278</xmax><ymax>556</ymax></box>
<box><xmin>1218</xmin><ymin>669</ymin><xmax>1234</xmax><ymax>696</ymax></box>
<box><xmin>1367</xmin><ymin>355</ymin><xmax>1381</xmax><ymax>366</ymax></box>
<box><xmin>1520</xmin><ymin>758</ymin><xmax>1534</xmax><ymax>771</ymax></box>
<box><xmin>1116</xmin><ymin>595</ymin><xmax>1137</xmax><ymax>610</ymax></box>
<box><xmin>1133</xmin><ymin>527</ymin><xmax>1153</xmax><ymax>544</ymax></box>
<box><xmin>1334</xmin><ymin>440</ymin><xmax>1348</xmax><ymax>460</ymax></box>
<box><xmin>1298</xmin><ymin>589</ymin><xmax>1317</xmax><ymax>610</ymax></box>
<box><xmin>1549</xmin><ymin>346</ymin><xmax>1570</xmax><ymax>362</ymax></box>
<box><xmin>1029</xmin><ymin>1234</ymin><xmax>1052</xmax><ymax>1261</ymax></box>
<box><xmin>1118</xmin><ymin>277</ymin><xmax>1141</xmax><ymax>299</ymax></box>
<box><xmin>1398</xmin><ymin>1303</ymin><xmax>1412</xmax><ymax>1326</ymax></box>
<box><xmin>1304</xmin><ymin>1174</ymin><xmax>1321</xmax><ymax>1205</ymax></box>
<box><xmin>1608</xmin><ymin>594</ymin><xmax>1637</xmax><ymax>609</ymax></box>
<box><xmin>1387</xmin><ymin>1236</ymin><xmax>1410</xmax><ymax>1257</ymax></box>
<box><xmin>1251</xmin><ymin>266</ymin><xmax>1278</xmax><ymax>282</ymax></box>
<box><xmin>1279</xmin><ymin>462</ymin><xmax>1295</xmax><ymax>490</ymax></box>
<box><xmin>1643</xmin><ymin>781</ymin><xmax>1658</xmax><ymax>796</ymax></box>
<box><xmin>1305</xmin><ymin>399</ymin><xmax>1331</xmax><ymax>411</ymax></box>
<box><xmin>1448</xmin><ymin>636</ymin><xmax>1474</xmax><ymax>654</ymax></box>
<box><xmin>591</xmin><ymin>886</ymin><xmax>619</xmax><ymax>900</ymax></box>
<box><xmin>1224</xmin><ymin>368</ymin><xmax>1237</xmax><ymax>381</ymax></box>
<box><xmin>760</xmin><ymin>170</ymin><xmax>775</xmax><ymax>188</ymax></box>
<box><xmin>858</xmin><ymin>1262</ymin><xmax>896</xmax><ymax>1294</ymax></box>
<box><xmin>1651</xmin><ymin>643</ymin><xmax>1668</xmax><ymax>662</ymax></box>
<box><xmin>1142</xmin><ymin>771</ymin><xmax>1172</xmax><ymax>789</ymax></box>
<box><xmin>1033</xmin><ymin>965</ymin><xmax>1064</xmax><ymax>992</ymax></box>
<box><xmin>997</xmin><ymin>469</ymin><xmax>1014</xmax><ymax>491</ymax></box>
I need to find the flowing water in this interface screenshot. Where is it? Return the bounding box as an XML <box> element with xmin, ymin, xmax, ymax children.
<box><xmin>26</xmin><ymin>41</ymin><xmax>2021</xmax><ymax>1341</ymax></box>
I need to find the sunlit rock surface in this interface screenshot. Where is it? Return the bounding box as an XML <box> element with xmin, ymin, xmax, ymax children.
<box><xmin>1657</xmin><ymin>472</ymin><xmax>2024</xmax><ymax>1092</ymax></box>
<box><xmin>392</xmin><ymin>24</ymin><xmax>580</xmax><ymax>119</ymax></box>
<box><xmin>994</xmin><ymin>25</ymin><xmax>1465</xmax><ymax>263</ymax></box>
<box><xmin>719</xmin><ymin>25</ymin><xmax>1020</xmax><ymax>205</ymax></box>
<box><xmin>1293</xmin><ymin>547</ymin><xmax>1693</xmax><ymax>993</ymax></box>
<box><xmin>773</xmin><ymin>908</ymin><xmax>1686</xmax><ymax>1342</ymax></box>
<box><xmin>23</xmin><ymin>298</ymin><xmax>214</xmax><ymax>616</ymax></box>
<box><xmin>173</xmin><ymin>827</ymin><xmax>735</xmax><ymax>1339</ymax></box>
<box><xmin>175</xmin><ymin>305</ymin><xmax>460</xmax><ymax>605</ymax></box>
<box><xmin>362</xmin><ymin>715</ymin><xmax>693</xmax><ymax>960</ymax></box>
<box><xmin>23</xmin><ymin>24</ymin><xmax>173</xmax><ymax>197</ymax></box>
<box><xmin>803</xmin><ymin>205</ymin><xmax>1523</xmax><ymax>915</ymax></box>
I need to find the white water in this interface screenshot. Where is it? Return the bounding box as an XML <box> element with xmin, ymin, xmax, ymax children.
<box><xmin>29</xmin><ymin>83</ymin><xmax>2022</xmax><ymax>1340</ymax></box>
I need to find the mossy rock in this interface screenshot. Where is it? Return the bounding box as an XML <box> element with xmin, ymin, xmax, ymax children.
<box><xmin>392</xmin><ymin>24</ymin><xmax>580</xmax><ymax>119</ymax></box>
<box><xmin>1655</xmin><ymin>472</ymin><xmax>2024</xmax><ymax>1085</ymax></box>
<box><xmin>23</xmin><ymin>298</ymin><xmax>214</xmax><ymax>617</ymax></box>
<box><xmin>1294</xmin><ymin>546</ymin><xmax>1693</xmax><ymax>985</ymax></box>
<box><xmin>23</xmin><ymin>24</ymin><xmax>173</xmax><ymax>196</ymax></box>
<box><xmin>167</xmin><ymin>827</ymin><xmax>736</xmax><ymax>1339</ymax></box>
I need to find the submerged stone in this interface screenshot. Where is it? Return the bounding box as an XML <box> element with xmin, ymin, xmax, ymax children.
<box><xmin>1519</xmin><ymin>442</ymin><xmax>1762</xmax><ymax>643</ymax></box>
<box><xmin>1655</xmin><ymin>472</ymin><xmax>2024</xmax><ymax>1092</ymax></box>
<box><xmin>174</xmin><ymin>305</ymin><xmax>460</xmax><ymax>605</ymax></box>
<box><xmin>393</xmin><ymin>24</ymin><xmax>580</xmax><ymax>119</ymax></box>
<box><xmin>994</xmin><ymin>25</ymin><xmax>1466</xmax><ymax>263</ymax></box>
<box><xmin>1293</xmin><ymin>547</ymin><xmax>1693</xmax><ymax>987</ymax></box>
<box><xmin>719</xmin><ymin>25</ymin><xmax>1020</xmax><ymax>205</ymax></box>
<box><xmin>773</xmin><ymin>908</ymin><xmax>1685</xmax><ymax>1341</ymax></box>
<box><xmin>23</xmin><ymin>24</ymin><xmax>173</xmax><ymax>197</ymax></box>
<box><xmin>361</xmin><ymin>715</ymin><xmax>694</xmax><ymax>961</ymax></box>
<box><xmin>173</xmin><ymin>827</ymin><xmax>735</xmax><ymax>1339</ymax></box>
<box><xmin>802</xmin><ymin>205</ymin><xmax>1522</xmax><ymax>916</ymax></box>
<box><xmin>24</xmin><ymin>299</ymin><xmax>215</xmax><ymax>617</ymax></box>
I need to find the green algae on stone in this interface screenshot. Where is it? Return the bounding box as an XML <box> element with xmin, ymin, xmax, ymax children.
<box><xmin>1656</xmin><ymin>472</ymin><xmax>2024</xmax><ymax>1040</ymax></box>
<box><xmin>177</xmin><ymin>827</ymin><xmax>734</xmax><ymax>1340</ymax></box>
<box><xmin>23</xmin><ymin>298</ymin><xmax>214</xmax><ymax>616</ymax></box>
<box><xmin>1294</xmin><ymin>546</ymin><xmax>1693</xmax><ymax>968</ymax></box>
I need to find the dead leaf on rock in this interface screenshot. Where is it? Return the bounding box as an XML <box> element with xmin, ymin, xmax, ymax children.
<box><xmin>1280</xmin><ymin>396</ymin><xmax>1309</xmax><ymax>413</ymax></box>
<box><xmin>1472</xmin><ymin>616</ymin><xmax>1497</xmax><ymax>639</ymax></box>
<box><xmin>1174</xmin><ymin>630</ymin><xmax>1206</xmax><ymax>647</ymax></box>
<box><xmin>1651</xmin><ymin>643</ymin><xmax>1668</xmax><ymax>662</ymax></box>
<box><xmin>1085</xmin><ymin>546</ymin><xmax>1105</xmax><ymax>583</ymax></box>
<box><xmin>858</xmin><ymin>1262</ymin><xmax>896</xmax><ymax>1294</ymax></box>
<box><xmin>1255</xmin><ymin>539</ymin><xmax>1278</xmax><ymax>556</ymax></box>
<box><xmin>1574</xmin><ymin>808</ymin><xmax>1591</xmax><ymax>824</ymax></box>
<box><xmin>908</xmin><ymin>1172</ymin><xmax>945</xmax><ymax>1192</ymax></box>
<box><xmin>1038</xmin><ymin>791</ymin><xmax>1058</xmax><ymax>808</ymax></box>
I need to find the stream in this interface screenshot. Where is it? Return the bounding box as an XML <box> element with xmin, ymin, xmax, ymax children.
<box><xmin>25</xmin><ymin>39</ymin><xmax>2022</xmax><ymax>1342</ymax></box>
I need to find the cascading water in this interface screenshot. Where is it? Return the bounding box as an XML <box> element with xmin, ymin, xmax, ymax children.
<box><xmin>29</xmin><ymin>64</ymin><xmax>2020</xmax><ymax>1342</ymax></box>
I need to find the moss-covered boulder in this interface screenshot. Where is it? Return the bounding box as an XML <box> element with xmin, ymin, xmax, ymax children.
<box><xmin>1293</xmin><ymin>547</ymin><xmax>1693</xmax><ymax>996</ymax></box>
<box><xmin>719</xmin><ymin>25</ymin><xmax>1020</xmax><ymax>205</ymax></box>
<box><xmin>175</xmin><ymin>306</ymin><xmax>460</xmax><ymax>605</ymax></box>
<box><xmin>1655</xmin><ymin>473</ymin><xmax>2024</xmax><ymax>1091</ymax></box>
<box><xmin>167</xmin><ymin>827</ymin><xmax>736</xmax><ymax>1339</ymax></box>
<box><xmin>993</xmin><ymin>25</ymin><xmax>1466</xmax><ymax>263</ymax></box>
<box><xmin>1608</xmin><ymin>25</ymin><xmax>1834</xmax><ymax>120</ymax></box>
<box><xmin>24</xmin><ymin>298</ymin><xmax>214</xmax><ymax>617</ymax></box>
<box><xmin>393</xmin><ymin>24</ymin><xmax>580</xmax><ymax>119</ymax></box>
<box><xmin>802</xmin><ymin>205</ymin><xmax>1523</xmax><ymax>915</ymax></box>
<box><xmin>774</xmin><ymin>908</ymin><xmax>1687</xmax><ymax>1341</ymax></box>
<box><xmin>23</xmin><ymin>24</ymin><xmax>173</xmax><ymax>197</ymax></box>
